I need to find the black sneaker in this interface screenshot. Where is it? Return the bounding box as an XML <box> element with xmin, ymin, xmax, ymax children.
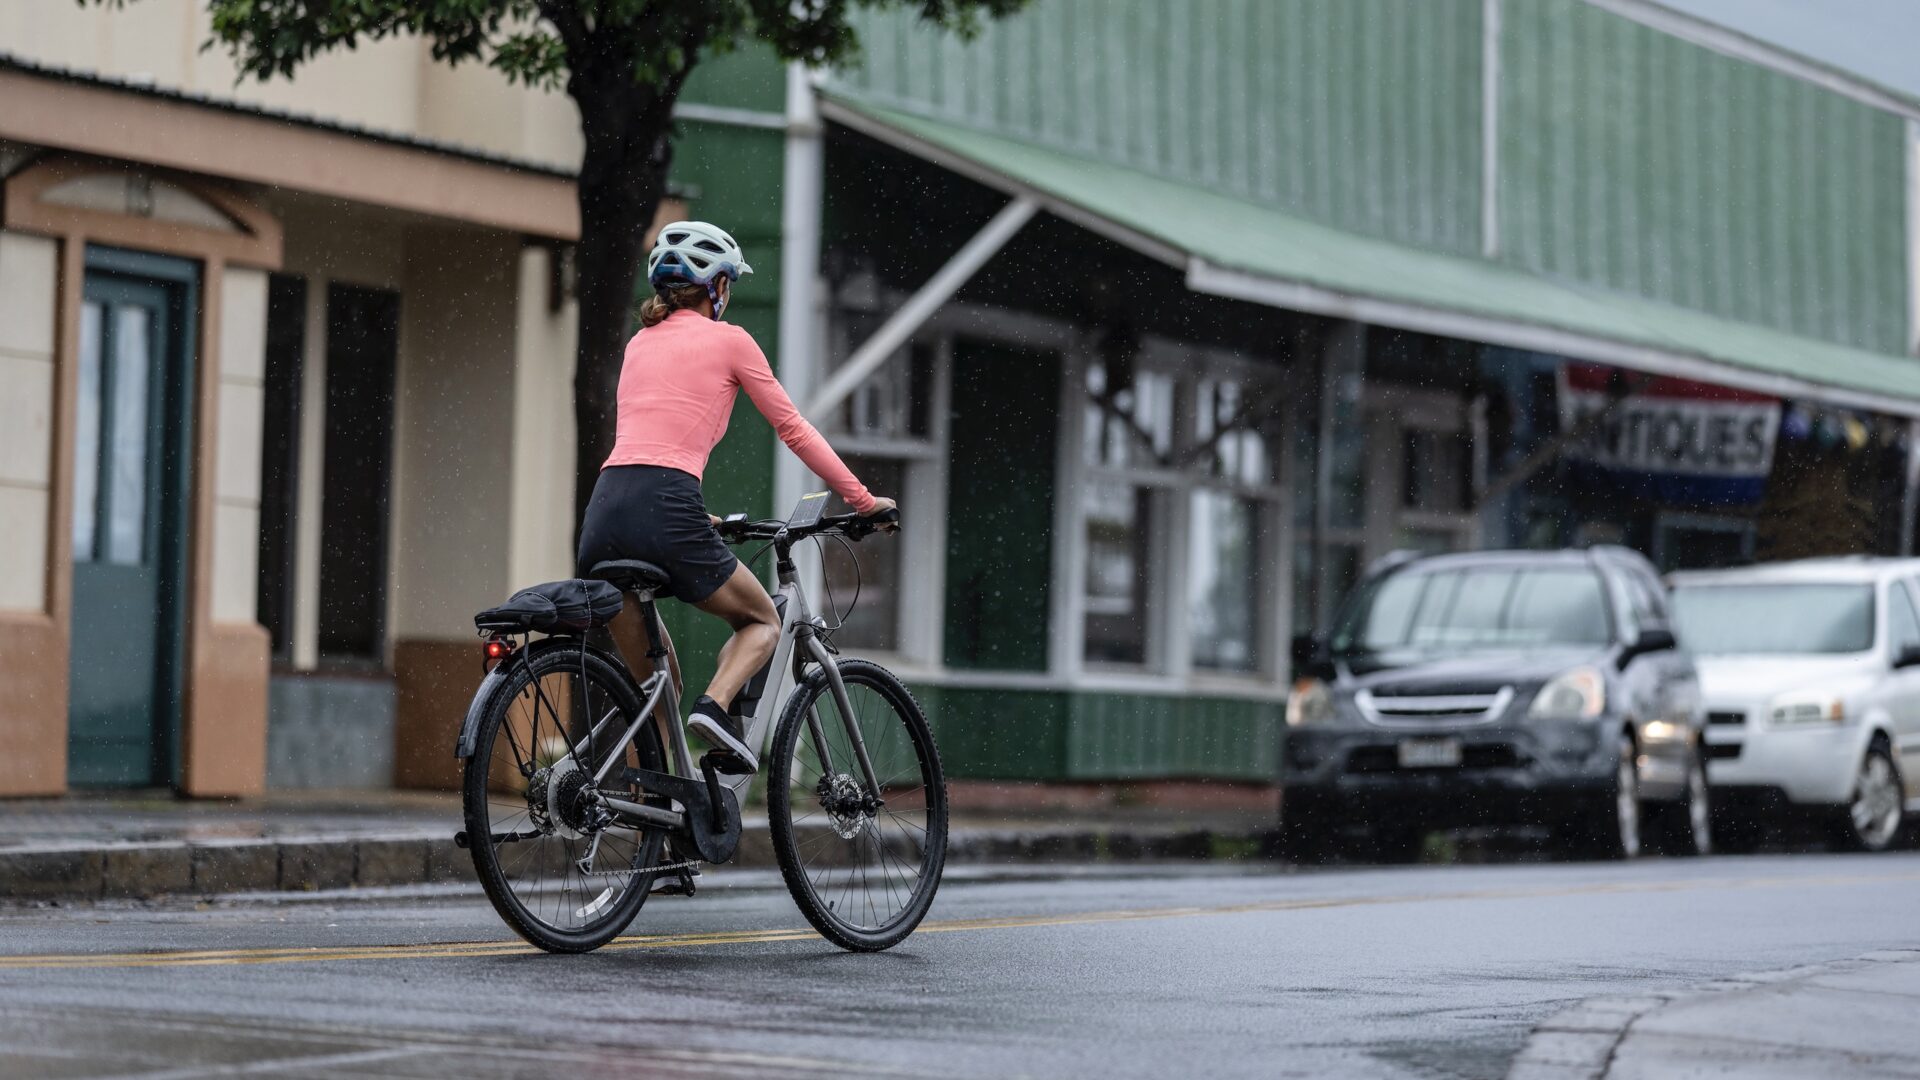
<box><xmin>687</xmin><ymin>695</ymin><xmax>758</xmax><ymax>773</ymax></box>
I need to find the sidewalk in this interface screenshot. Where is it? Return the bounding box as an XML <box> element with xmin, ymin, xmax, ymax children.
<box><xmin>1509</xmin><ymin>949</ymin><xmax>1920</xmax><ymax>1079</ymax></box>
<box><xmin>0</xmin><ymin>790</ymin><xmax>1279</xmax><ymax>903</ymax></box>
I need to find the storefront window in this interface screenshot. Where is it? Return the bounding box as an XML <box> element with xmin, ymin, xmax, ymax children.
<box><xmin>1189</xmin><ymin>489</ymin><xmax>1259</xmax><ymax>671</ymax></box>
<box><xmin>1084</xmin><ymin>362</ymin><xmax>1174</xmax><ymax>469</ymax></box>
<box><xmin>1193</xmin><ymin>377</ymin><xmax>1276</xmax><ymax>486</ymax></box>
<box><xmin>1083</xmin><ymin>480</ymin><xmax>1154</xmax><ymax>665</ymax></box>
<box><xmin>1078</xmin><ymin>351</ymin><xmax>1282</xmax><ymax>676</ymax></box>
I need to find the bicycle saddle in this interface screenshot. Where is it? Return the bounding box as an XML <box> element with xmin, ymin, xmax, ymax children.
<box><xmin>587</xmin><ymin>559</ymin><xmax>671</xmax><ymax>594</ymax></box>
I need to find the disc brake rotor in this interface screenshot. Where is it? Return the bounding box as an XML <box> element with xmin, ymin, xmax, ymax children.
<box><xmin>817</xmin><ymin>773</ymin><xmax>875</xmax><ymax>839</ymax></box>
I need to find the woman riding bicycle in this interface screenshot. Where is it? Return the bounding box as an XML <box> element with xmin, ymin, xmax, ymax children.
<box><xmin>576</xmin><ymin>220</ymin><xmax>895</xmax><ymax>774</ymax></box>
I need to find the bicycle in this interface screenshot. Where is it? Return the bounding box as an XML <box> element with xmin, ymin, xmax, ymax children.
<box><xmin>453</xmin><ymin>493</ymin><xmax>948</xmax><ymax>954</ymax></box>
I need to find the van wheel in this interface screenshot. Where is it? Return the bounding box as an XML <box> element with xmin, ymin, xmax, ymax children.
<box><xmin>1647</xmin><ymin>746</ymin><xmax>1712</xmax><ymax>857</ymax></box>
<box><xmin>1560</xmin><ymin>733</ymin><xmax>1642</xmax><ymax>860</ymax></box>
<box><xmin>1833</xmin><ymin>741</ymin><xmax>1905</xmax><ymax>852</ymax></box>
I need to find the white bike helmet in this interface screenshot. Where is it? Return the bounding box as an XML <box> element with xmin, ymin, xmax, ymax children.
<box><xmin>648</xmin><ymin>220</ymin><xmax>752</xmax><ymax>318</ymax></box>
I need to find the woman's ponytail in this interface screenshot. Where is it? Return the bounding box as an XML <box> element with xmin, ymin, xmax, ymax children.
<box><xmin>639</xmin><ymin>281</ymin><xmax>708</xmax><ymax>327</ymax></box>
<box><xmin>639</xmin><ymin>293</ymin><xmax>670</xmax><ymax>327</ymax></box>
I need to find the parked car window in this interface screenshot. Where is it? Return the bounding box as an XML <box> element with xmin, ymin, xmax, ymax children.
<box><xmin>1670</xmin><ymin>584</ymin><xmax>1875</xmax><ymax>655</ymax></box>
<box><xmin>1628</xmin><ymin>570</ymin><xmax>1669</xmax><ymax>627</ymax></box>
<box><xmin>1886</xmin><ymin>584</ymin><xmax>1920</xmax><ymax>656</ymax></box>
<box><xmin>1335</xmin><ymin>566</ymin><xmax>1610</xmax><ymax>655</ymax></box>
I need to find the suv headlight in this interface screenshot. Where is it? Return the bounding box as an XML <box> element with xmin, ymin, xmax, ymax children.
<box><xmin>1286</xmin><ymin>678</ymin><xmax>1334</xmax><ymax>727</ymax></box>
<box><xmin>1529</xmin><ymin>667</ymin><xmax>1606</xmax><ymax>721</ymax></box>
<box><xmin>1768</xmin><ymin>694</ymin><xmax>1846</xmax><ymax>727</ymax></box>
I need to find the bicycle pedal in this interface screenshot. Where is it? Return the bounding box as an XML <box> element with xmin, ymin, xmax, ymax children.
<box><xmin>651</xmin><ymin>866</ymin><xmax>700</xmax><ymax>896</ymax></box>
<box><xmin>701</xmin><ymin>750</ymin><xmax>755</xmax><ymax>777</ymax></box>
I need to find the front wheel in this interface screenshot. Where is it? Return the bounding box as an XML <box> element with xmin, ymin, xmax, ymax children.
<box><xmin>1834</xmin><ymin>741</ymin><xmax>1905</xmax><ymax>852</ymax></box>
<box><xmin>768</xmin><ymin>659</ymin><xmax>948</xmax><ymax>951</ymax></box>
<box><xmin>1558</xmin><ymin>733</ymin><xmax>1642</xmax><ymax>860</ymax></box>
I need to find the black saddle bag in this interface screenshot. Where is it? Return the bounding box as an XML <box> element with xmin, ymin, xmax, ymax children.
<box><xmin>474</xmin><ymin>579</ymin><xmax>624</xmax><ymax>634</ymax></box>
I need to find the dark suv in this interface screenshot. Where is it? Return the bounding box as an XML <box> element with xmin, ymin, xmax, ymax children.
<box><xmin>1281</xmin><ymin>547</ymin><xmax>1710</xmax><ymax>860</ymax></box>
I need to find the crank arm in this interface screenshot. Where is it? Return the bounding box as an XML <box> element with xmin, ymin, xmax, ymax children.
<box><xmin>598</xmin><ymin>794</ymin><xmax>684</xmax><ymax>832</ymax></box>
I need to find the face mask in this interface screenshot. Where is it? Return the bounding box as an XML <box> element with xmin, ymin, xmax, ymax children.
<box><xmin>707</xmin><ymin>278</ymin><xmax>729</xmax><ymax>320</ymax></box>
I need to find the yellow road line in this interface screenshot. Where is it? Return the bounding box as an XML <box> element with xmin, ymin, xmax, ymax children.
<box><xmin>3</xmin><ymin>868</ymin><xmax>1915</xmax><ymax>972</ymax></box>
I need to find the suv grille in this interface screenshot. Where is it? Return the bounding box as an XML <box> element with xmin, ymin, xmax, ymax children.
<box><xmin>1345</xmin><ymin>743</ymin><xmax>1524</xmax><ymax>773</ymax></box>
<box><xmin>1707</xmin><ymin>711</ymin><xmax>1746</xmax><ymax>726</ymax></box>
<box><xmin>1356</xmin><ymin>687</ymin><xmax>1514</xmax><ymax>727</ymax></box>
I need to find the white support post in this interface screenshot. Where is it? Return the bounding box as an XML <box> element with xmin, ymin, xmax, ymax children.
<box><xmin>291</xmin><ymin>278</ymin><xmax>328</xmax><ymax>670</ymax></box>
<box><xmin>805</xmin><ymin>196</ymin><xmax>1038</xmax><ymax>417</ymax></box>
<box><xmin>775</xmin><ymin>63</ymin><xmax>825</xmax><ymax>532</ymax></box>
<box><xmin>1481</xmin><ymin>0</ymin><xmax>1502</xmax><ymax>259</ymax></box>
<box><xmin>1908</xmin><ymin>118</ymin><xmax>1919</xmax><ymax>358</ymax></box>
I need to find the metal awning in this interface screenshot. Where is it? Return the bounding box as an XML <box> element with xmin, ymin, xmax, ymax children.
<box><xmin>824</xmin><ymin>94</ymin><xmax>1920</xmax><ymax>417</ymax></box>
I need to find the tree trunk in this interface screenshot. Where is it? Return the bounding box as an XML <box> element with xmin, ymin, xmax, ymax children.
<box><xmin>569</xmin><ymin>88</ymin><xmax>677</xmax><ymax>548</ymax></box>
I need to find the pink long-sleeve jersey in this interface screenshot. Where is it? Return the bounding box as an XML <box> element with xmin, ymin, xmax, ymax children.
<box><xmin>603</xmin><ymin>309</ymin><xmax>877</xmax><ymax>513</ymax></box>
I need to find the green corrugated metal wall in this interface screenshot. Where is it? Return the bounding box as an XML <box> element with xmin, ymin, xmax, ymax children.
<box><xmin>831</xmin><ymin>0</ymin><xmax>1911</xmax><ymax>355</ymax></box>
<box><xmin>915</xmin><ymin>685</ymin><xmax>1280</xmax><ymax>782</ymax></box>
<box><xmin>837</xmin><ymin>0</ymin><xmax>1486</xmax><ymax>257</ymax></box>
<box><xmin>1499</xmin><ymin>0</ymin><xmax>1909</xmax><ymax>355</ymax></box>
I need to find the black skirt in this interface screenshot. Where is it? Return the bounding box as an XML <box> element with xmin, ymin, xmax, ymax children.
<box><xmin>576</xmin><ymin>465</ymin><xmax>740</xmax><ymax>604</ymax></box>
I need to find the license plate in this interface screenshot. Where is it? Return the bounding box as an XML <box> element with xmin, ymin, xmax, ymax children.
<box><xmin>1398</xmin><ymin>738</ymin><xmax>1463</xmax><ymax>768</ymax></box>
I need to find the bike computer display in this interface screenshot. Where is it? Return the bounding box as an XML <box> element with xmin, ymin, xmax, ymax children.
<box><xmin>786</xmin><ymin>491</ymin><xmax>830</xmax><ymax>529</ymax></box>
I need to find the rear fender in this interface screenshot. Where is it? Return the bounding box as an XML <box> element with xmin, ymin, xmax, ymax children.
<box><xmin>452</xmin><ymin>637</ymin><xmax>643</xmax><ymax>758</ymax></box>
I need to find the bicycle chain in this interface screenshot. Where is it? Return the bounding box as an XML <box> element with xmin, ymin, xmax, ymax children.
<box><xmin>573</xmin><ymin>858</ymin><xmax>702</xmax><ymax>880</ymax></box>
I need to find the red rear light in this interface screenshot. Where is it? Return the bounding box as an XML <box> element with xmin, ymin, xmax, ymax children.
<box><xmin>485</xmin><ymin>638</ymin><xmax>513</xmax><ymax>661</ymax></box>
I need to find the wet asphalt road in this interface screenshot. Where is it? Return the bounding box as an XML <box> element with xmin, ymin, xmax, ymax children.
<box><xmin>1</xmin><ymin>853</ymin><xmax>1918</xmax><ymax>1080</ymax></box>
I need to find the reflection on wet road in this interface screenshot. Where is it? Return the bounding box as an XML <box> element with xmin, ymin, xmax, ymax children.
<box><xmin>2</xmin><ymin>854</ymin><xmax>1917</xmax><ymax>1078</ymax></box>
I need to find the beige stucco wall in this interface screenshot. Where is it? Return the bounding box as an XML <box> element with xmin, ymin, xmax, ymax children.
<box><xmin>508</xmin><ymin>247</ymin><xmax>580</xmax><ymax>590</ymax></box>
<box><xmin>0</xmin><ymin>230</ymin><xmax>58</xmax><ymax>614</ymax></box>
<box><xmin>0</xmin><ymin>1</ymin><xmax>581</xmax><ymax>172</ymax></box>
<box><xmin>387</xmin><ymin>225</ymin><xmax>520</xmax><ymax>643</ymax></box>
<box><xmin>212</xmin><ymin>267</ymin><xmax>268</xmax><ymax>624</ymax></box>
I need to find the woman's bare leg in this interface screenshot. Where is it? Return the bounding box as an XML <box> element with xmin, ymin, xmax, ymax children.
<box><xmin>692</xmin><ymin>561</ymin><xmax>779</xmax><ymax>710</ymax></box>
<box><xmin>607</xmin><ymin>604</ymin><xmax>681</xmax><ymax>699</ymax></box>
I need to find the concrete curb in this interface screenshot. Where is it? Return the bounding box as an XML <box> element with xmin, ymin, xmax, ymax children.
<box><xmin>1507</xmin><ymin>949</ymin><xmax>1920</xmax><ymax>1080</ymax></box>
<box><xmin>0</xmin><ymin>825</ymin><xmax>1278</xmax><ymax>904</ymax></box>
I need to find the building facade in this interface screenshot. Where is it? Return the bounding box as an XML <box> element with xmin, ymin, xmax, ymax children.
<box><xmin>4</xmin><ymin>0</ymin><xmax>1918</xmax><ymax>802</ymax></box>
<box><xmin>0</xmin><ymin>1</ymin><xmax>600</xmax><ymax>795</ymax></box>
<box><xmin>714</xmin><ymin>0</ymin><xmax>1920</xmax><ymax>799</ymax></box>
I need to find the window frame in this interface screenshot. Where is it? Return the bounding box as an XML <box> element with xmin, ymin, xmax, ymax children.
<box><xmin>813</xmin><ymin>296</ymin><xmax>1296</xmax><ymax>702</ymax></box>
<box><xmin>1061</xmin><ymin>337</ymin><xmax>1291</xmax><ymax>688</ymax></box>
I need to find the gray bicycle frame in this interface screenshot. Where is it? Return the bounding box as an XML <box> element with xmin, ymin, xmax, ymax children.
<box><xmin>582</xmin><ymin>544</ymin><xmax>882</xmax><ymax>835</ymax></box>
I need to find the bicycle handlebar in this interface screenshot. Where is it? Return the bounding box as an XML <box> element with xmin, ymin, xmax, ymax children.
<box><xmin>715</xmin><ymin>507</ymin><xmax>899</xmax><ymax>545</ymax></box>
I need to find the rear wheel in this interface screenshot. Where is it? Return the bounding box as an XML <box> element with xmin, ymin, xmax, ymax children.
<box><xmin>1834</xmin><ymin>741</ymin><xmax>1905</xmax><ymax>852</ymax></box>
<box><xmin>462</xmin><ymin>641</ymin><xmax>670</xmax><ymax>953</ymax></box>
<box><xmin>768</xmin><ymin>659</ymin><xmax>948</xmax><ymax>951</ymax></box>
